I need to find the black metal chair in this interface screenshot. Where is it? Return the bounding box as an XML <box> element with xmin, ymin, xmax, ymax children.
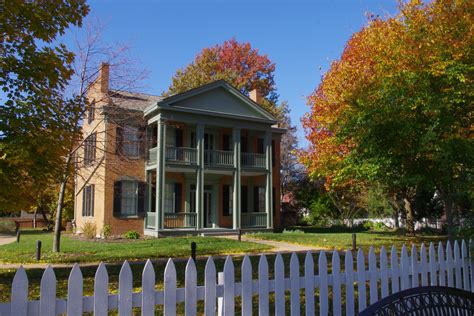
<box><xmin>359</xmin><ymin>286</ymin><xmax>474</xmax><ymax>316</ymax></box>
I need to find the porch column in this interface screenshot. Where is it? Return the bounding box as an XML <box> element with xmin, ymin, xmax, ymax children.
<box><xmin>232</xmin><ymin>128</ymin><xmax>241</xmax><ymax>229</ymax></box>
<box><xmin>155</xmin><ymin>119</ymin><xmax>166</xmax><ymax>231</ymax></box>
<box><xmin>196</xmin><ymin>123</ymin><xmax>205</xmax><ymax>230</ymax></box>
<box><xmin>265</xmin><ymin>129</ymin><xmax>273</xmax><ymax>229</ymax></box>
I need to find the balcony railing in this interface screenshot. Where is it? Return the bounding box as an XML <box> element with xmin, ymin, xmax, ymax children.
<box><xmin>164</xmin><ymin>212</ymin><xmax>197</xmax><ymax>229</ymax></box>
<box><xmin>241</xmin><ymin>152</ymin><xmax>266</xmax><ymax>168</ymax></box>
<box><xmin>146</xmin><ymin>212</ymin><xmax>156</xmax><ymax>229</ymax></box>
<box><xmin>204</xmin><ymin>150</ymin><xmax>233</xmax><ymax>167</ymax></box>
<box><xmin>147</xmin><ymin>147</ymin><xmax>157</xmax><ymax>165</ymax></box>
<box><xmin>241</xmin><ymin>212</ymin><xmax>267</xmax><ymax>227</ymax></box>
<box><xmin>166</xmin><ymin>147</ymin><xmax>197</xmax><ymax>165</ymax></box>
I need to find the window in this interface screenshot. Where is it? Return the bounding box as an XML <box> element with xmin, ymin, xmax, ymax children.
<box><xmin>253</xmin><ymin>186</ymin><xmax>265</xmax><ymax>212</ymax></box>
<box><xmin>82</xmin><ymin>184</ymin><xmax>95</xmax><ymax>217</ymax></box>
<box><xmin>222</xmin><ymin>134</ymin><xmax>231</xmax><ymax>151</ymax></box>
<box><xmin>87</xmin><ymin>100</ymin><xmax>95</xmax><ymax>124</ymax></box>
<box><xmin>123</xmin><ymin>126</ymin><xmax>140</xmax><ymax>157</ymax></box>
<box><xmin>84</xmin><ymin>133</ymin><xmax>96</xmax><ymax>165</ymax></box>
<box><xmin>223</xmin><ymin>185</ymin><xmax>233</xmax><ymax>216</ymax></box>
<box><xmin>241</xmin><ymin>136</ymin><xmax>248</xmax><ymax>153</ymax></box>
<box><xmin>113</xmin><ymin>180</ymin><xmax>146</xmax><ymax>217</ymax></box>
<box><xmin>257</xmin><ymin>138</ymin><xmax>264</xmax><ymax>154</ymax></box>
<box><xmin>164</xmin><ymin>183</ymin><xmax>182</xmax><ymax>213</ymax></box>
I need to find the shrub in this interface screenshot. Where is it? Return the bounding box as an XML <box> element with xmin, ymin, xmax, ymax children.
<box><xmin>102</xmin><ymin>224</ymin><xmax>112</xmax><ymax>239</ymax></box>
<box><xmin>0</xmin><ymin>220</ymin><xmax>17</xmax><ymax>233</ymax></box>
<box><xmin>123</xmin><ymin>230</ymin><xmax>140</xmax><ymax>239</ymax></box>
<box><xmin>81</xmin><ymin>221</ymin><xmax>97</xmax><ymax>239</ymax></box>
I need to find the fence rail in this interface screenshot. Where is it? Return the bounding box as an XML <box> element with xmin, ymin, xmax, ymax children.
<box><xmin>0</xmin><ymin>240</ymin><xmax>472</xmax><ymax>315</ymax></box>
<box><xmin>165</xmin><ymin>147</ymin><xmax>198</xmax><ymax>165</ymax></box>
<box><xmin>164</xmin><ymin>212</ymin><xmax>197</xmax><ymax>229</ymax></box>
<box><xmin>241</xmin><ymin>212</ymin><xmax>267</xmax><ymax>227</ymax></box>
<box><xmin>204</xmin><ymin>150</ymin><xmax>233</xmax><ymax>167</ymax></box>
<box><xmin>241</xmin><ymin>152</ymin><xmax>266</xmax><ymax>168</ymax></box>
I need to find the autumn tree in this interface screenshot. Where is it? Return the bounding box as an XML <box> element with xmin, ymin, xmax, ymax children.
<box><xmin>166</xmin><ymin>38</ymin><xmax>280</xmax><ymax>116</ymax></box>
<box><xmin>302</xmin><ymin>0</ymin><xmax>473</xmax><ymax>235</ymax></box>
<box><xmin>0</xmin><ymin>0</ymin><xmax>89</xmax><ymax>214</ymax></box>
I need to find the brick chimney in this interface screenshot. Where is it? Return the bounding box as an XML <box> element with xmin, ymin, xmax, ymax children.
<box><xmin>249</xmin><ymin>89</ymin><xmax>263</xmax><ymax>104</ymax></box>
<box><xmin>98</xmin><ymin>63</ymin><xmax>109</xmax><ymax>93</ymax></box>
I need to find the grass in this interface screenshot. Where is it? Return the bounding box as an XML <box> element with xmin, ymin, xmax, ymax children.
<box><xmin>250</xmin><ymin>227</ymin><xmax>449</xmax><ymax>252</ymax></box>
<box><xmin>0</xmin><ymin>230</ymin><xmax>270</xmax><ymax>264</ymax></box>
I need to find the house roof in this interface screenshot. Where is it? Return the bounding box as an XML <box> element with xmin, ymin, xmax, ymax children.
<box><xmin>145</xmin><ymin>80</ymin><xmax>278</xmax><ymax>124</ymax></box>
<box><xmin>109</xmin><ymin>90</ymin><xmax>163</xmax><ymax>111</ymax></box>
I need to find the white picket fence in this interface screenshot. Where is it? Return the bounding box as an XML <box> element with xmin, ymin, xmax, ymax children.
<box><xmin>0</xmin><ymin>240</ymin><xmax>473</xmax><ymax>315</ymax></box>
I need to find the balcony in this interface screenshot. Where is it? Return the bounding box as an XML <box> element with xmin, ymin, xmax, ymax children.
<box><xmin>147</xmin><ymin>147</ymin><xmax>267</xmax><ymax>169</ymax></box>
<box><xmin>204</xmin><ymin>150</ymin><xmax>233</xmax><ymax>167</ymax></box>
<box><xmin>241</xmin><ymin>152</ymin><xmax>266</xmax><ymax>168</ymax></box>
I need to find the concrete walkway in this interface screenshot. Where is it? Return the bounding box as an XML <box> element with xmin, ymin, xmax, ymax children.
<box><xmin>0</xmin><ymin>234</ymin><xmax>15</xmax><ymax>246</ymax></box>
<box><xmin>238</xmin><ymin>235</ymin><xmax>319</xmax><ymax>252</ymax></box>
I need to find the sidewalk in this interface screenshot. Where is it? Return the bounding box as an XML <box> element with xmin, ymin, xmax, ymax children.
<box><xmin>0</xmin><ymin>234</ymin><xmax>15</xmax><ymax>246</ymax></box>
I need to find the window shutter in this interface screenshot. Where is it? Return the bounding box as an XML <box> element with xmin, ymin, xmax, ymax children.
<box><xmin>241</xmin><ymin>136</ymin><xmax>248</xmax><ymax>153</ymax></box>
<box><xmin>272</xmin><ymin>187</ymin><xmax>276</xmax><ymax>215</ymax></box>
<box><xmin>223</xmin><ymin>185</ymin><xmax>230</xmax><ymax>216</ymax></box>
<box><xmin>257</xmin><ymin>138</ymin><xmax>264</xmax><ymax>154</ymax></box>
<box><xmin>138</xmin><ymin>126</ymin><xmax>146</xmax><ymax>158</ymax></box>
<box><xmin>82</xmin><ymin>188</ymin><xmax>86</xmax><ymax>216</ymax></box>
<box><xmin>90</xmin><ymin>184</ymin><xmax>95</xmax><ymax>217</ymax></box>
<box><xmin>137</xmin><ymin>181</ymin><xmax>146</xmax><ymax>215</ymax></box>
<box><xmin>116</xmin><ymin>126</ymin><xmax>123</xmax><ymax>155</ymax></box>
<box><xmin>253</xmin><ymin>187</ymin><xmax>259</xmax><ymax>212</ymax></box>
<box><xmin>174</xmin><ymin>183</ymin><xmax>182</xmax><ymax>213</ymax></box>
<box><xmin>272</xmin><ymin>140</ymin><xmax>275</xmax><ymax>167</ymax></box>
<box><xmin>113</xmin><ymin>181</ymin><xmax>122</xmax><ymax>215</ymax></box>
<box><xmin>223</xmin><ymin>135</ymin><xmax>231</xmax><ymax>151</ymax></box>
<box><xmin>241</xmin><ymin>186</ymin><xmax>248</xmax><ymax>213</ymax></box>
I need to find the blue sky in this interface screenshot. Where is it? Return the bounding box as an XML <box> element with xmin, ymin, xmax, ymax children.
<box><xmin>70</xmin><ymin>0</ymin><xmax>399</xmax><ymax>145</ymax></box>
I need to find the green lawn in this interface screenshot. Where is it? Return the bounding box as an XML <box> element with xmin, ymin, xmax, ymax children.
<box><xmin>0</xmin><ymin>230</ymin><xmax>270</xmax><ymax>264</ymax></box>
<box><xmin>250</xmin><ymin>227</ymin><xmax>450</xmax><ymax>252</ymax></box>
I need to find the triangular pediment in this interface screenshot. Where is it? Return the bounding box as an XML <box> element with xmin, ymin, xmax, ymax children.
<box><xmin>158</xmin><ymin>81</ymin><xmax>276</xmax><ymax>122</ymax></box>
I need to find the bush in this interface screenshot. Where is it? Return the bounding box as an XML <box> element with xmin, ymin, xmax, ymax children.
<box><xmin>0</xmin><ymin>220</ymin><xmax>17</xmax><ymax>233</ymax></box>
<box><xmin>102</xmin><ymin>224</ymin><xmax>112</xmax><ymax>239</ymax></box>
<box><xmin>81</xmin><ymin>221</ymin><xmax>97</xmax><ymax>239</ymax></box>
<box><xmin>123</xmin><ymin>230</ymin><xmax>140</xmax><ymax>239</ymax></box>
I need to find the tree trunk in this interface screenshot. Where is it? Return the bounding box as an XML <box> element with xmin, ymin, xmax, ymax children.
<box><xmin>403</xmin><ymin>198</ymin><xmax>415</xmax><ymax>236</ymax></box>
<box><xmin>33</xmin><ymin>208</ymin><xmax>37</xmax><ymax>228</ymax></box>
<box><xmin>52</xmin><ymin>154</ymin><xmax>72</xmax><ymax>253</ymax></box>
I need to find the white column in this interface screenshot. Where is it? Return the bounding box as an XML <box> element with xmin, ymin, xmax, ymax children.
<box><xmin>196</xmin><ymin>124</ymin><xmax>205</xmax><ymax>230</ymax></box>
<box><xmin>160</xmin><ymin>123</ymin><xmax>167</xmax><ymax>229</ymax></box>
<box><xmin>265</xmin><ymin>130</ymin><xmax>273</xmax><ymax>229</ymax></box>
<box><xmin>232</xmin><ymin>128</ymin><xmax>241</xmax><ymax>230</ymax></box>
<box><xmin>155</xmin><ymin>120</ymin><xmax>164</xmax><ymax>231</ymax></box>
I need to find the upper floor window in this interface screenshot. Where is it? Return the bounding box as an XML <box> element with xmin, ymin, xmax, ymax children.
<box><xmin>222</xmin><ymin>185</ymin><xmax>233</xmax><ymax>216</ymax></box>
<box><xmin>82</xmin><ymin>184</ymin><xmax>95</xmax><ymax>217</ymax></box>
<box><xmin>253</xmin><ymin>186</ymin><xmax>265</xmax><ymax>212</ymax></box>
<box><xmin>87</xmin><ymin>100</ymin><xmax>95</xmax><ymax>124</ymax></box>
<box><xmin>84</xmin><ymin>133</ymin><xmax>97</xmax><ymax>165</ymax></box>
<box><xmin>116</xmin><ymin>126</ymin><xmax>142</xmax><ymax>158</ymax></box>
<box><xmin>113</xmin><ymin>180</ymin><xmax>146</xmax><ymax>217</ymax></box>
<box><xmin>257</xmin><ymin>138</ymin><xmax>264</xmax><ymax>154</ymax></box>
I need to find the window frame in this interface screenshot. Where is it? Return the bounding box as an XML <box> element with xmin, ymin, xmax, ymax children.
<box><xmin>82</xmin><ymin>184</ymin><xmax>95</xmax><ymax>217</ymax></box>
<box><xmin>122</xmin><ymin>126</ymin><xmax>141</xmax><ymax>158</ymax></box>
<box><xmin>84</xmin><ymin>133</ymin><xmax>97</xmax><ymax>166</ymax></box>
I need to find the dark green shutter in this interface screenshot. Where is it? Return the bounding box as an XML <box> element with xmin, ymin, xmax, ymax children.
<box><xmin>257</xmin><ymin>138</ymin><xmax>264</xmax><ymax>154</ymax></box>
<box><xmin>175</xmin><ymin>129</ymin><xmax>183</xmax><ymax>147</ymax></box>
<box><xmin>272</xmin><ymin>140</ymin><xmax>275</xmax><ymax>167</ymax></box>
<box><xmin>82</xmin><ymin>188</ymin><xmax>86</xmax><ymax>216</ymax></box>
<box><xmin>138</xmin><ymin>181</ymin><xmax>146</xmax><ymax>215</ymax></box>
<box><xmin>223</xmin><ymin>185</ymin><xmax>230</xmax><ymax>216</ymax></box>
<box><xmin>90</xmin><ymin>185</ymin><xmax>95</xmax><ymax>217</ymax></box>
<box><xmin>174</xmin><ymin>183</ymin><xmax>182</xmax><ymax>213</ymax></box>
<box><xmin>113</xmin><ymin>181</ymin><xmax>122</xmax><ymax>215</ymax></box>
<box><xmin>241</xmin><ymin>186</ymin><xmax>248</xmax><ymax>213</ymax></box>
<box><xmin>253</xmin><ymin>187</ymin><xmax>259</xmax><ymax>212</ymax></box>
<box><xmin>116</xmin><ymin>126</ymin><xmax>123</xmax><ymax>155</ymax></box>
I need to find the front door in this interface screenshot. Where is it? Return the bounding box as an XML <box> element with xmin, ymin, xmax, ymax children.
<box><xmin>203</xmin><ymin>190</ymin><xmax>213</xmax><ymax>228</ymax></box>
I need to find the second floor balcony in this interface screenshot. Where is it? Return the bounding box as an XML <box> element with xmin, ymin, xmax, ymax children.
<box><xmin>147</xmin><ymin>147</ymin><xmax>266</xmax><ymax>169</ymax></box>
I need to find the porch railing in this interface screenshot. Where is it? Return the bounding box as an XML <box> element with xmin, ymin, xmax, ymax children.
<box><xmin>204</xmin><ymin>150</ymin><xmax>234</xmax><ymax>167</ymax></box>
<box><xmin>165</xmin><ymin>147</ymin><xmax>197</xmax><ymax>165</ymax></box>
<box><xmin>147</xmin><ymin>147</ymin><xmax>157</xmax><ymax>165</ymax></box>
<box><xmin>164</xmin><ymin>212</ymin><xmax>197</xmax><ymax>229</ymax></box>
<box><xmin>241</xmin><ymin>212</ymin><xmax>267</xmax><ymax>227</ymax></box>
<box><xmin>241</xmin><ymin>153</ymin><xmax>266</xmax><ymax>168</ymax></box>
<box><xmin>145</xmin><ymin>212</ymin><xmax>156</xmax><ymax>229</ymax></box>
